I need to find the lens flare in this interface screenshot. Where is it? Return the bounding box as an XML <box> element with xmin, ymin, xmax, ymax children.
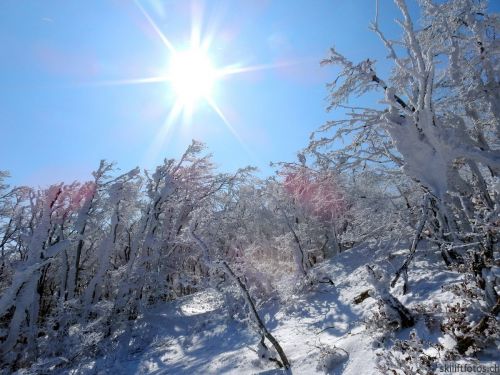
<box><xmin>81</xmin><ymin>1</ymin><xmax>303</xmax><ymax>165</ymax></box>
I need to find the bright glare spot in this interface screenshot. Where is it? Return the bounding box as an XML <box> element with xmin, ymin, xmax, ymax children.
<box><xmin>179</xmin><ymin>289</ymin><xmax>223</xmax><ymax>316</ymax></box>
<box><xmin>169</xmin><ymin>48</ymin><xmax>216</xmax><ymax>106</ymax></box>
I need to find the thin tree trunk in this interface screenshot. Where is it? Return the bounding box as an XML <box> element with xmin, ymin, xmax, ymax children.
<box><xmin>71</xmin><ymin>223</ymin><xmax>86</xmax><ymax>298</ymax></box>
<box><xmin>221</xmin><ymin>260</ymin><xmax>291</xmax><ymax>369</ymax></box>
<box><xmin>391</xmin><ymin>194</ymin><xmax>429</xmax><ymax>293</ymax></box>
<box><xmin>190</xmin><ymin>229</ymin><xmax>291</xmax><ymax>369</ymax></box>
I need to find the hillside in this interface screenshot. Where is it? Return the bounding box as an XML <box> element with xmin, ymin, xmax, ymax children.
<box><xmin>22</xmin><ymin>242</ymin><xmax>495</xmax><ymax>375</ymax></box>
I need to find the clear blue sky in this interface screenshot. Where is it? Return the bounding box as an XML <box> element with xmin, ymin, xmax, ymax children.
<box><xmin>1</xmin><ymin>1</ymin><xmax>497</xmax><ymax>186</ymax></box>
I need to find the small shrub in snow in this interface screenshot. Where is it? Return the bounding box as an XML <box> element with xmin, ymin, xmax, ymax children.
<box><xmin>365</xmin><ymin>265</ymin><xmax>414</xmax><ymax>332</ymax></box>
<box><xmin>376</xmin><ymin>331</ymin><xmax>440</xmax><ymax>375</ymax></box>
<box><xmin>439</xmin><ymin>268</ymin><xmax>500</xmax><ymax>357</ymax></box>
<box><xmin>315</xmin><ymin>345</ymin><xmax>349</xmax><ymax>374</ymax></box>
<box><xmin>440</xmin><ymin>301</ymin><xmax>500</xmax><ymax>356</ymax></box>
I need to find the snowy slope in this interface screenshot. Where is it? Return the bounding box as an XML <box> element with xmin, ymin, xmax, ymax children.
<box><xmin>37</xmin><ymin>242</ymin><xmax>473</xmax><ymax>375</ymax></box>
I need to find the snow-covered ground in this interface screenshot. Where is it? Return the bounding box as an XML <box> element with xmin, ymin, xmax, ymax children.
<box><xmin>48</xmin><ymin>243</ymin><xmax>485</xmax><ymax>374</ymax></box>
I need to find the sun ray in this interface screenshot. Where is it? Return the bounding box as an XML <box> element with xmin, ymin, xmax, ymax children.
<box><xmin>182</xmin><ymin>100</ymin><xmax>194</xmax><ymax>125</ymax></box>
<box><xmin>205</xmin><ymin>96</ymin><xmax>254</xmax><ymax>158</ymax></box>
<box><xmin>134</xmin><ymin>0</ymin><xmax>176</xmax><ymax>54</ymax></box>
<box><xmin>205</xmin><ymin>97</ymin><xmax>237</xmax><ymax>139</ymax></box>
<box><xmin>143</xmin><ymin>99</ymin><xmax>184</xmax><ymax>165</ymax></box>
<box><xmin>76</xmin><ymin>75</ymin><xmax>170</xmax><ymax>87</ymax></box>
<box><xmin>217</xmin><ymin>60</ymin><xmax>308</xmax><ymax>78</ymax></box>
<box><xmin>190</xmin><ymin>1</ymin><xmax>203</xmax><ymax>50</ymax></box>
<box><xmin>78</xmin><ymin>59</ymin><xmax>305</xmax><ymax>90</ymax></box>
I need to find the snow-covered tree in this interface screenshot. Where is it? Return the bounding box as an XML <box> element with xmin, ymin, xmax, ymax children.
<box><xmin>308</xmin><ymin>0</ymin><xmax>499</xmax><ymax>359</ymax></box>
<box><xmin>310</xmin><ymin>0</ymin><xmax>498</xmax><ymax>259</ymax></box>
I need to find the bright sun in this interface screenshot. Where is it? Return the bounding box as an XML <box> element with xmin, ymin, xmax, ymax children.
<box><xmin>91</xmin><ymin>1</ymin><xmax>288</xmax><ymax>161</ymax></box>
<box><xmin>168</xmin><ymin>48</ymin><xmax>217</xmax><ymax>106</ymax></box>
